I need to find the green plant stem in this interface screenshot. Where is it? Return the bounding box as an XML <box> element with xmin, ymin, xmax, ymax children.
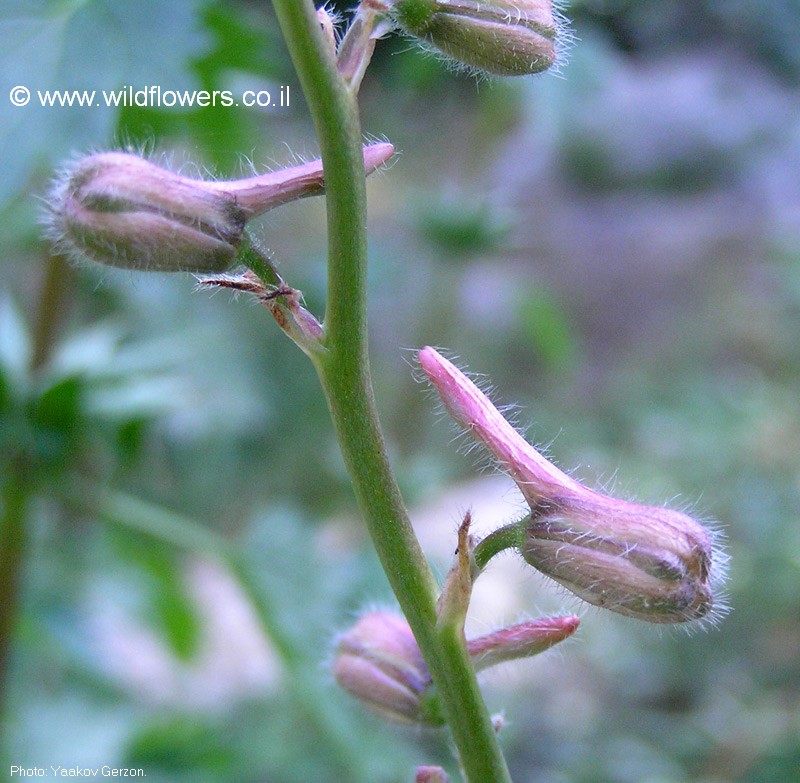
<box><xmin>474</xmin><ymin>522</ymin><xmax>527</xmax><ymax>572</ymax></box>
<box><xmin>72</xmin><ymin>485</ymin><xmax>371</xmax><ymax>782</ymax></box>
<box><xmin>268</xmin><ymin>1</ymin><xmax>512</xmax><ymax>779</ymax></box>
<box><xmin>0</xmin><ymin>460</ymin><xmax>31</xmax><ymax>710</ymax></box>
<box><xmin>31</xmin><ymin>253</ymin><xmax>70</xmax><ymax>371</ymax></box>
<box><xmin>1</xmin><ymin>253</ymin><xmax>71</xmax><ymax>733</ymax></box>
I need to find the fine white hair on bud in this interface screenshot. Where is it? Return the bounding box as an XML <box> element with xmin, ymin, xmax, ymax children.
<box><xmin>521</xmin><ymin>496</ymin><xmax>727</xmax><ymax>625</ymax></box>
<box><xmin>45</xmin><ymin>143</ymin><xmax>395</xmax><ymax>273</ymax></box>
<box><xmin>46</xmin><ymin>151</ymin><xmax>246</xmax><ymax>273</ymax></box>
<box><xmin>418</xmin><ymin>346</ymin><xmax>728</xmax><ymax>626</ymax></box>
<box><xmin>332</xmin><ymin>608</ymin><xmax>578</xmax><ymax>723</ymax></box>
<box><xmin>332</xmin><ymin>611</ymin><xmax>437</xmax><ymax>725</ymax></box>
<box><xmin>388</xmin><ymin>0</ymin><xmax>570</xmax><ymax>77</ymax></box>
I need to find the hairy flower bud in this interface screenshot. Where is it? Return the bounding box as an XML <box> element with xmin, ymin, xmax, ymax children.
<box><xmin>521</xmin><ymin>496</ymin><xmax>719</xmax><ymax>623</ymax></box>
<box><xmin>332</xmin><ymin>611</ymin><xmax>436</xmax><ymax>725</ymax></box>
<box><xmin>390</xmin><ymin>0</ymin><xmax>563</xmax><ymax>76</ymax></box>
<box><xmin>49</xmin><ymin>152</ymin><xmax>245</xmax><ymax>272</ymax></box>
<box><xmin>333</xmin><ymin>609</ymin><xmax>575</xmax><ymax>723</ymax></box>
<box><xmin>419</xmin><ymin>346</ymin><xmax>727</xmax><ymax>625</ymax></box>
<box><xmin>47</xmin><ymin>143</ymin><xmax>394</xmax><ymax>273</ymax></box>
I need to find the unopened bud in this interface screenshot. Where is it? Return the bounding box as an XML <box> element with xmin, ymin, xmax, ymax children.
<box><xmin>47</xmin><ymin>143</ymin><xmax>394</xmax><ymax>273</ymax></box>
<box><xmin>333</xmin><ymin>610</ymin><xmax>578</xmax><ymax>723</ymax></box>
<box><xmin>332</xmin><ymin>611</ymin><xmax>438</xmax><ymax>725</ymax></box>
<box><xmin>522</xmin><ymin>496</ymin><xmax>720</xmax><ymax>623</ymax></box>
<box><xmin>416</xmin><ymin>766</ymin><xmax>450</xmax><ymax>783</ymax></box>
<box><xmin>390</xmin><ymin>0</ymin><xmax>562</xmax><ymax>76</ymax></box>
<box><xmin>49</xmin><ymin>152</ymin><xmax>245</xmax><ymax>272</ymax></box>
<box><xmin>419</xmin><ymin>347</ymin><xmax>727</xmax><ymax>625</ymax></box>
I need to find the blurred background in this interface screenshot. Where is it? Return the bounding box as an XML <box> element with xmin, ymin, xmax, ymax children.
<box><xmin>2</xmin><ymin>1</ymin><xmax>800</xmax><ymax>781</ymax></box>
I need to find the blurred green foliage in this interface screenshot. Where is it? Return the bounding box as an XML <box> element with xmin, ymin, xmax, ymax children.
<box><xmin>2</xmin><ymin>1</ymin><xmax>800</xmax><ymax>782</ymax></box>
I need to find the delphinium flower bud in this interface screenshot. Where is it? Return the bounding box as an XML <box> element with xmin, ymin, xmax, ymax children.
<box><xmin>389</xmin><ymin>0</ymin><xmax>563</xmax><ymax>76</ymax></box>
<box><xmin>416</xmin><ymin>766</ymin><xmax>450</xmax><ymax>783</ymax></box>
<box><xmin>332</xmin><ymin>611</ymin><xmax>437</xmax><ymax>725</ymax></box>
<box><xmin>333</xmin><ymin>609</ymin><xmax>576</xmax><ymax>723</ymax></box>
<box><xmin>418</xmin><ymin>346</ymin><xmax>727</xmax><ymax>625</ymax></box>
<box><xmin>48</xmin><ymin>152</ymin><xmax>245</xmax><ymax>273</ymax></box>
<box><xmin>521</xmin><ymin>497</ymin><xmax>718</xmax><ymax>623</ymax></box>
<box><xmin>46</xmin><ymin>143</ymin><xmax>394</xmax><ymax>273</ymax></box>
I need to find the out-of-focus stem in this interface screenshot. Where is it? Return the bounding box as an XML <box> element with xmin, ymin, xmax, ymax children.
<box><xmin>0</xmin><ymin>460</ymin><xmax>30</xmax><ymax>709</ymax></box>
<box><xmin>31</xmin><ymin>254</ymin><xmax>71</xmax><ymax>372</ymax></box>
<box><xmin>1</xmin><ymin>252</ymin><xmax>71</xmax><ymax>735</ymax></box>
<box><xmin>71</xmin><ymin>485</ymin><xmax>372</xmax><ymax>782</ymax></box>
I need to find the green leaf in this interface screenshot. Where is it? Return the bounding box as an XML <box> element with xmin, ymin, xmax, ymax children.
<box><xmin>152</xmin><ymin>570</ymin><xmax>203</xmax><ymax>662</ymax></box>
<box><xmin>516</xmin><ymin>287</ymin><xmax>577</xmax><ymax>371</ymax></box>
<box><xmin>28</xmin><ymin>374</ymin><xmax>84</xmax><ymax>467</ymax></box>
<box><xmin>32</xmin><ymin>374</ymin><xmax>82</xmax><ymax>432</ymax></box>
<box><xmin>418</xmin><ymin>197</ymin><xmax>511</xmax><ymax>258</ymax></box>
<box><xmin>114</xmin><ymin>535</ymin><xmax>202</xmax><ymax>662</ymax></box>
<box><xmin>115</xmin><ymin>416</ymin><xmax>147</xmax><ymax>465</ymax></box>
<box><xmin>125</xmin><ymin>715</ymin><xmax>233</xmax><ymax>773</ymax></box>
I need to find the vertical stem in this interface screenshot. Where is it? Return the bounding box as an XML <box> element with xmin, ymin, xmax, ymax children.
<box><xmin>269</xmin><ymin>0</ymin><xmax>438</xmax><ymax>632</ymax></box>
<box><xmin>1</xmin><ymin>253</ymin><xmax>71</xmax><ymax>728</ymax></box>
<box><xmin>31</xmin><ymin>254</ymin><xmax>70</xmax><ymax>371</ymax></box>
<box><xmin>0</xmin><ymin>460</ymin><xmax>30</xmax><ymax>709</ymax></box>
<box><xmin>268</xmin><ymin>2</ymin><xmax>512</xmax><ymax>780</ymax></box>
<box><xmin>1</xmin><ymin>255</ymin><xmax>72</xmax><ymax>770</ymax></box>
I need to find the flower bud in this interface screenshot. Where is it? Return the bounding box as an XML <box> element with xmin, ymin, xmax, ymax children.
<box><xmin>419</xmin><ymin>347</ymin><xmax>727</xmax><ymax>625</ymax></box>
<box><xmin>47</xmin><ymin>143</ymin><xmax>395</xmax><ymax>273</ymax></box>
<box><xmin>390</xmin><ymin>0</ymin><xmax>562</xmax><ymax>76</ymax></box>
<box><xmin>521</xmin><ymin>495</ymin><xmax>719</xmax><ymax>623</ymax></box>
<box><xmin>333</xmin><ymin>609</ymin><xmax>578</xmax><ymax>723</ymax></box>
<box><xmin>333</xmin><ymin>609</ymin><xmax>575</xmax><ymax>723</ymax></box>
<box><xmin>416</xmin><ymin>767</ymin><xmax>450</xmax><ymax>783</ymax></box>
<box><xmin>332</xmin><ymin>611</ymin><xmax>437</xmax><ymax>725</ymax></box>
<box><xmin>50</xmin><ymin>152</ymin><xmax>246</xmax><ymax>273</ymax></box>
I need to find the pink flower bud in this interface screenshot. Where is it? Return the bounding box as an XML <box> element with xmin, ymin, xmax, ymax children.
<box><xmin>333</xmin><ymin>609</ymin><xmax>575</xmax><ymax>723</ymax></box>
<box><xmin>521</xmin><ymin>497</ymin><xmax>719</xmax><ymax>623</ymax></box>
<box><xmin>332</xmin><ymin>611</ymin><xmax>437</xmax><ymax>725</ymax></box>
<box><xmin>419</xmin><ymin>347</ymin><xmax>727</xmax><ymax>625</ymax></box>
<box><xmin>47</xmin><ymin>143</ymin><xmax>394</xmax><ymax>273</ymax></box>
<box><xmin>49</xmin><ymin>151</ymin><xmax>246</xmax><ymax>273</ymax></box>
<box><xmin>416</xmin><ymin>766</ymin><xmax>450</xmax><ymax>783</ymax></box>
